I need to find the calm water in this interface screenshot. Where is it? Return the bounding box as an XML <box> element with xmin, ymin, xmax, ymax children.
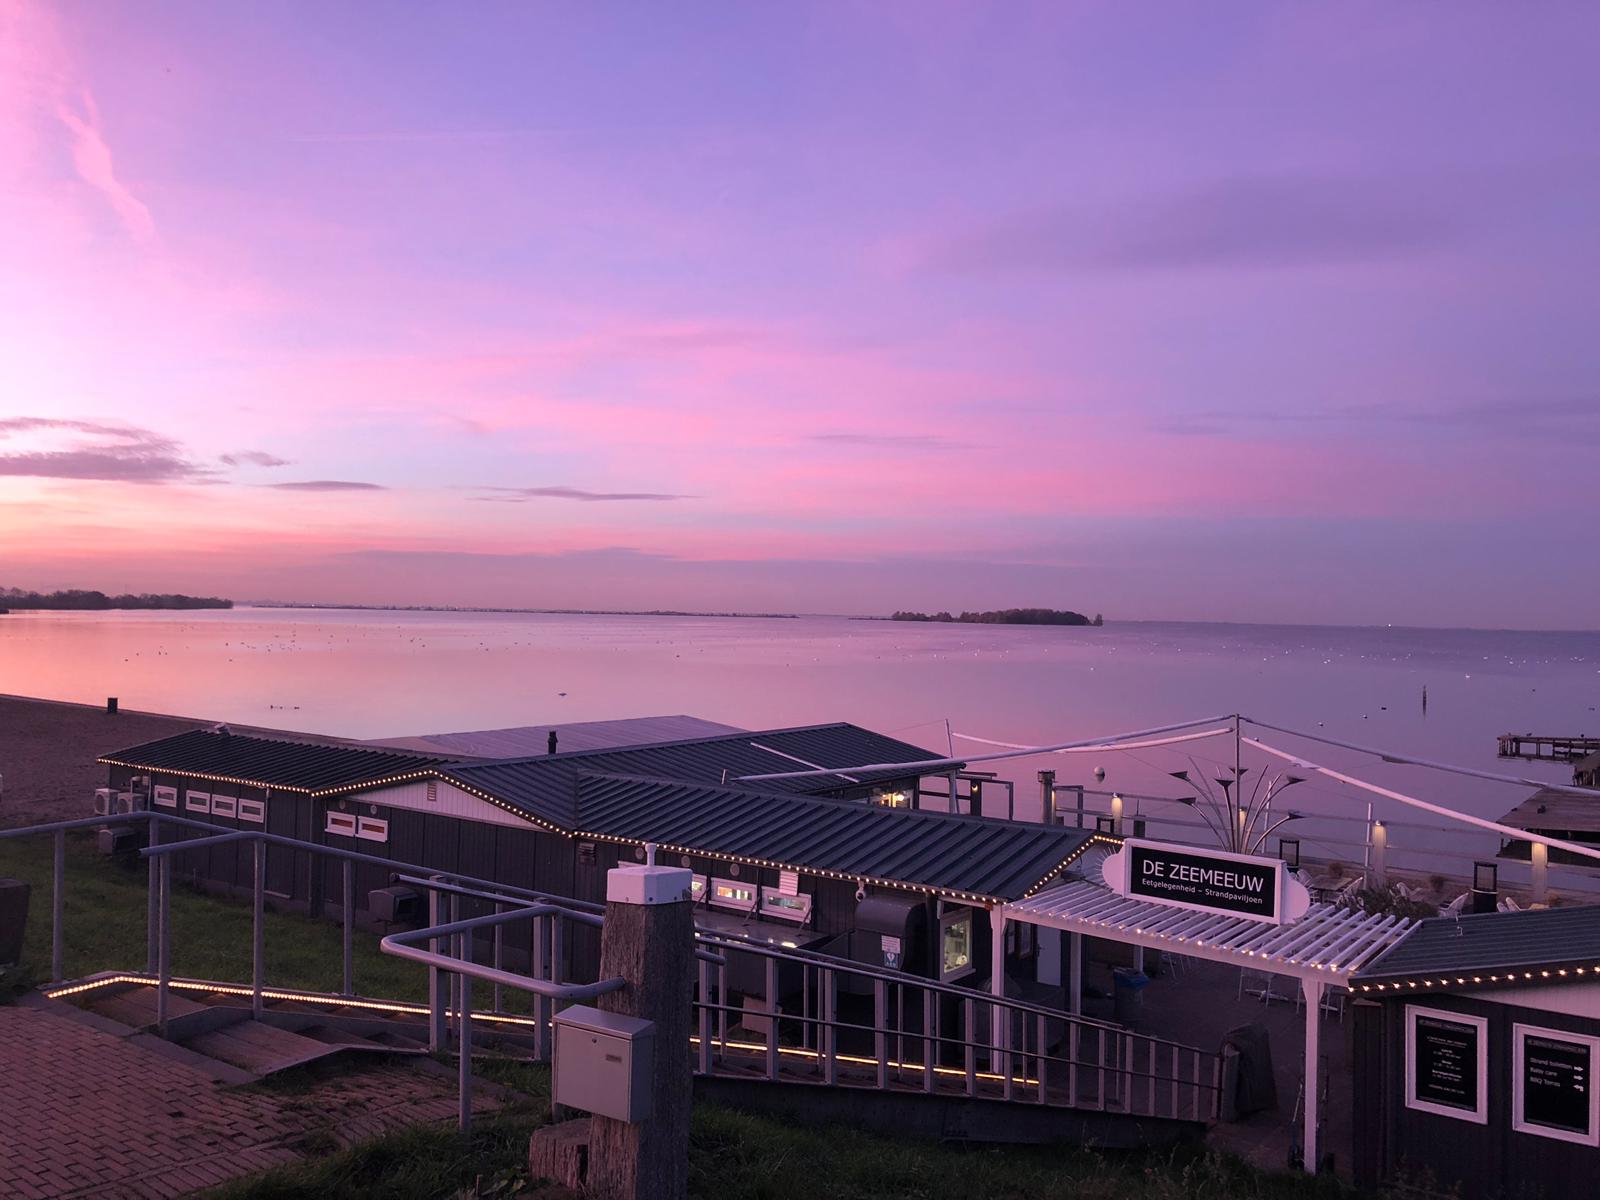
<box><xmin>4</xmin><ymin>608</ymin><xmax>1598</xmax><ymax>870</ymax></box>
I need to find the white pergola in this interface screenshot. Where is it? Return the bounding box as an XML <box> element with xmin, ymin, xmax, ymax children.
<box><xmin>991</xmin><ymin>876</ymin><xmax>1418</xmax><ymax>1171</ymax></box>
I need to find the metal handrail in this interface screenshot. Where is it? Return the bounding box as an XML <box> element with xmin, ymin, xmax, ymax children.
<box><xmin>381</xmin><ymin>906</ymin><xmax>624</xmax><ymax>1001</ymax></box>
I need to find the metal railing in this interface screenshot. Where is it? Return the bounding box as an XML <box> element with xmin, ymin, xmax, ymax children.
<box><xmin>686</xmin><ymin>926</ymin><xmax>1220</xmax><ymax>1123</ymax></box>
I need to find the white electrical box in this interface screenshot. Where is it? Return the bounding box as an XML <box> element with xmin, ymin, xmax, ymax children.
<box><xmin>552</xmin><ymin>1005</ymin><xmax>655</xmax><ymax>1123</ymax></box>
<box><xmin>605</xmin><ymin>864</ymin><xmax>693</xmax><ymax>906</ymax></box>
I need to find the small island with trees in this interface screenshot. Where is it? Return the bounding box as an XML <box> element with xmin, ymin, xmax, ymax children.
<box><xmin>0</xmin><ymin>587</ymin><xmax>233</xmax><ymax>611</ymax></box>
<box><xmin>890</xmin><ymin>608</ymin><xmax>1102</xmax><ymax>626</ymax></box>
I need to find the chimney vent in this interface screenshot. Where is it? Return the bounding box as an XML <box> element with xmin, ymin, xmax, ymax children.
<box><xmin>547</xmin><ymin>730</ymin><xmax>558</xmax><ymax>755</ymax></box>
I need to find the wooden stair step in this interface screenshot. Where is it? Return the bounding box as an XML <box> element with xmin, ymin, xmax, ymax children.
<box><xmin>185</xmin><ymin>1020</ymin><xmax>335</xmax><ymax>1073</ymax></box>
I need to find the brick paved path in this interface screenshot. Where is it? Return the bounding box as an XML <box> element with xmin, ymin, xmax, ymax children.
<box><xmin>0</xmin><ymin>1005</ymin><xmax>497</xmax><ymax>1198</ymax></box>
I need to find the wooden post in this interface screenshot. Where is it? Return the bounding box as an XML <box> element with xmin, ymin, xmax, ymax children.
<box><xmin>587</xmin><ymin>865</ymin><xmax>695</xmax><ymax>1200</ymax></box>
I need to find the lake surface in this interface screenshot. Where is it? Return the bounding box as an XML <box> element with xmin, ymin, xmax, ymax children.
<box><xmin>5</xmin><ymin>608</ymin><xmax>1598</xmax><ymax>873</ymax></box>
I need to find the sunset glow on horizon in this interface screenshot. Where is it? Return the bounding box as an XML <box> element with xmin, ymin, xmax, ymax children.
<box><xmin>4</xmin><ymin>2</ymin><xmax>1599</xmax><ymax>626</ymax></box>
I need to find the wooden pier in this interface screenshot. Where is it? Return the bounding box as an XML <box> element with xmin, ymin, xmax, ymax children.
<box><xmin>1496</xmin><ymin>733</ymin><xmax>1600</xmax><ymax>763</ymax></box>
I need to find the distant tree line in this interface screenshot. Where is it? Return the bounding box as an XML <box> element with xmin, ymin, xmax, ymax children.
<box><xmin>891</xmin><ymin>608</ymin><xmax>1102</xmax><ymax>626</ymax></box>
<box><xmin>0</xmin><ymin>587</ymin><xmax>232</xmax><ymax>611</ymax></box>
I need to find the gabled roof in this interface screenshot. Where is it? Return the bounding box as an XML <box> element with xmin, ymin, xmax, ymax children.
<box><xmin>99</xmin><ymin>729</ymin><xmax>450</xmax><ymax>796</ymax></box>
<box><xmin>1352</xmin><ymin>904</ymin><xmax>1600</xmax><ymax>995</ymax></box>
<box><xmin>570</xmin><ymin>773</ymin><xmax>1095</xmax><ymax>903</ymax></box>
<box><xmin>438</xmin><ymin>722</ymin><xmax>948</xmax><ymax>829</ymax></box>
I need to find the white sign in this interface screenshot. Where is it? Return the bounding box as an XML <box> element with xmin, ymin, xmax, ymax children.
<box><xmin>1100</xmin><ymin>838</ymin><xmax>1309</xmax><ymax>925</ymax></box>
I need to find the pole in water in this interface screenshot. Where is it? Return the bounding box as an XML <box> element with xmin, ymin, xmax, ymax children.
<box><xmin>1422</xmin><ymin>685</ymin><xmax>1428</xmax><ymax>716</ymax></box>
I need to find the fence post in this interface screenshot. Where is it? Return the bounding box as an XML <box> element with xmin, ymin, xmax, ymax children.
<box><xmin>157</xmin><ymin>854</ymin><xmax>171</xmax><ymax>1038</ymax></box>
<box><xmin>458</xmin><ymin>966</ymin><xmax>474</xmax><ymax>1132</ymax></box>
<box><xmin>51</xmin><ymin>829</ymin><xmax>65</xmax><ymax>983</ymax></box>
<box><xmin>428</xmin><ymin>878</ymin><xmax>446</xmax><ymax>1053</ymax></box>
<box><xmin>585</xmin><ymin>864</ymin><xmax>695</xmax><ymax>1200</ymax></box>
<box><xmin>252</xmin><ymin>837</ymin><xmax>266</xmax><ymax>1019</ymax></box>
<box><xmin>341</xmin><ymin>860</ymin><xmax>354</xmax><ymax>997</ymax></box>
<box><xmin>146</xmin><ymin>814</ymin><xmax>160</xmax><ymax>973</ymax></box>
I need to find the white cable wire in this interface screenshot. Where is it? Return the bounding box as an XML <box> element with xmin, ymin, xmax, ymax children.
<box><xmin>1243</xmin><ymin>716</ymin><xmax>1600</xmax><ymax>797</ymax></box>
<box><xmin>732</xmin><ymin>713</ymin><xmax>1238</xmax><ymax>782</ymax></box>
<box><xmin>951</xmin><ymin>727</ymin><xmax>1231</xmax><ymax>754</ymax></box>
<box><xmin>1244</xmin><ymin>736</ymin><xmax>1600</xmax><ymax>866</ymax></box>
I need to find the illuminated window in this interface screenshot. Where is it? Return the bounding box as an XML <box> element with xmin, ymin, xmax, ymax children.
<box><xmin>940</xmin><ymin>908</ymin><xmax>975</xmax><ymax>982</ymax></box>
<box><xmin>237</xmin><ymin>797</ymin><xmax>266</xmax><ymax>824</ymax></box>
<box><xmin>873</xmin><ymin>789</ymin><xmax>909</xmax><ymax>808</ymax></box>
<box><xmin>185</xmin><ymin>790</ymin><xmax>211</xmax><ymax>813</ymax></box>
<box><xmin>325</xmin><ymin>812</ymin><xmax>358</xmax><ymax>837</ymax></box>
<box><xmin>210</xmin><ymin>795</ymin><xmax>238</xmax><ymax>818</ymax></box>
<box><xmin>710</xmin><ymin>878</ymin><xmax>758</xmax><ymax>912</ymax></box>
<box><xmin>690</xmin><ymin>875</ymin><xmax>707</xmax><ymax>903</ymax></box>
<box><xmin>759</xmin><ymin>887</ymin><xmax>812</xmax><ymax>924</ymax></box>
<box><xmin>153</xmin><ymin>786</ymin><xmax>178</xmax><ymax>809</ymax></box>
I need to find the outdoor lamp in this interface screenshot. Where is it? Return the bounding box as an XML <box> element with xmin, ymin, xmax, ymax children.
<box><xmin>1279</xmin><ymin>838</ymin><xmax>1301</xmax><ymax>869</ymax></box>
<box><xmin>1474</xmin><ymin>861</ymin><xmax>1498</xmax><ymax>892</ymax></box>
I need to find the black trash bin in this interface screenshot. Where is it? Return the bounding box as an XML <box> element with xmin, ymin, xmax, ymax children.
<box><xmin>1220</xmin><ymin>1021</ymin><xmax>1278</xmax><ymax>1118</ymax></box>
<box><xmin>1112</xmin><ymin>967</ymin><xmax>1148</xmax><ymax>1023</ymax></box>
<box><xmin>0</xmin><ymin>878</ymin><xmax>31</xmax><ymax>967</ymax></box>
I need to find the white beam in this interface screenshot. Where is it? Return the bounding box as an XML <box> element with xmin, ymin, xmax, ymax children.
<box><xmin>1303</xmin><ymin>978</ymin><xmax>1324</xmax><ymax>1173</ymax></box>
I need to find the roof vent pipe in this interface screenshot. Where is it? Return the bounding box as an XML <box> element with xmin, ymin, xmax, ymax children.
<box><xmin>720</xmin><ymin>769</ymin><xmax>729</xmax><ymax>785</ymax></box>
<box><xmin>547</xmin><ymin>730</ymin><xmax>558</xmax><ymax>755</ymax></box>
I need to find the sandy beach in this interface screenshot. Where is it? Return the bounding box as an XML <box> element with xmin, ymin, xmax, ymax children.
<box><xmin>0</xmin><ymin>694</ymin><xmax>343</xmax><ymax>829</ymax></box>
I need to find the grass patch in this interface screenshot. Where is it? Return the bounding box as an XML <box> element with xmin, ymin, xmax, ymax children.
<box><xmin>0</xmin><ymin>832</ymin><xmax>426</xmax><ymax>1003</ymax></box>
<box><xmin>204</xmin><ymin>1091</ymin><xmax>1371</xmax><ymax>1200</ymax></box>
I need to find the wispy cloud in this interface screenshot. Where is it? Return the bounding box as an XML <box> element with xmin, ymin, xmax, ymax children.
<box><xmin>268</xmin><ymin>480</ymin><xmax>387</xmax><ymax>491</ymax></box>
<box><xmin>480</xmin><ymin>486</ymin><xmax>695</xmax><ymax>503</ymax></box>
<box><xmin>0</xmin><ymin>417</ymin><xmax>209</xmax><ymax>483</ymax></box>
<box><xmin>220</xmin><ymin>450</ymin><xmax>291</xmax><ymax>467</ymax></box>
<box><xmin>1152</xmin><ymin>397</ymin><xmax>1600</xmax><ymax>444</ymax></box>
<box><xmin>925</xmin><ymin>173</ymin><xmax>1458</xmax><ymax>275</ymax></box>
<box><xmin>807</xmin><ymin>433</ymin><xmax>968</xmax><ymax>450</ymax></box>
<box><xmin>56</xmin><ymin>90</ymin><xmax>154</xmax><ymax>241</ymax></box>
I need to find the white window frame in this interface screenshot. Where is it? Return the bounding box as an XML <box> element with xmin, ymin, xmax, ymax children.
<box><xmin>237</xmin><ymin>797</ymin><xmax>266</xmax><ymax>824</ymax></box>
<box><xmin>185</xmin><ymin>790</ymin><xmax>211</xmax><ymax>814</ymax></box>
<box><xmin>939</xmin><ymin>907</ymin><xmax>976</xmax><ymax>983</ymax></box>
<box><xmin>153</xmin><ymin>785</ymin><xmax>178</xmax><ymax>809</ymax></box>
<box><xmin>759</xmin><ymin>886</ymin><xmax>812</xmax><ymax>924</ymax></box>
<box><xmin>1405</xmin><ymin>1004</ymin><xmax>1489</xmax><ymax>1124</ymax></box>
<box><xmin>355</xmin><ymin>816</ymin><xmax>388</xmax><ymax>843</ymax></box>
<box><xmin>709</xmin><ymin>877</ymin><xmax>758</xmax><ymax>913</ymax></box>
<box><xmin>210</xmin><ymin>795</ymin><xmax>237</xmax><ymax>819</ymax></box>
<box><xmin>325</xmin><ymin>811</ymin><xmax>358</xmax><ymax>838</ymax></box>
<box><xmin>1513</xmin><ymin>1022</ymin><xmax>1600</xmax><ymax>1146</ymax></box>
<box><xmin>690</xmin><ymin>875</ymin><xmax>707</xmax><ymax>903</ymax></box>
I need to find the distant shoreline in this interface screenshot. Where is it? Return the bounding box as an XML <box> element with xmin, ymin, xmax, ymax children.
<box><xmin>247</xmin><ymin>602</ymin><xmax>799</xmax><ymax>619</ymax></box>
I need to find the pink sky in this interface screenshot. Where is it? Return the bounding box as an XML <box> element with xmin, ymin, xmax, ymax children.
<box><xmin>3</xmin><ymin>2</ymin><xmax>1598</xmax><ymax>626</ymax></box>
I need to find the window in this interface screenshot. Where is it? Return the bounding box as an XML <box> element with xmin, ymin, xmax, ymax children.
<box><xmin>690</xmin><ymin>875</ymin><xmax>707</xmax><ymax>903</ymax></box>
<box><xmin>759</xmin><ymin>887</ymin><xmax>812</xmax><ymax>924</ymax></box>
<box><xmin>1405</xmin><ymin>1005</ymin><xmax>1489</xmax><ymax>1124</ymax></box>
<box><xmin>185</xmin><ymin>790</ymin><xmax>211</xmax><ymax>813</ymax></box>
<box><xmin>1513</xmin><ymin>1023</ymin><xmax>1600</xmax><ymax>1146</ymax></box>
<box><xmin>237</xmin><ymin>797</ymin><xmax>266</xmax><ymax>824</ymax></box>
<box><xmin>873</xmin><ymin>788</ymin><xmax>910</xmax><ymax>808</ymax></box>
<box><xmin>939</xmin><ymin>908</ymin><xmax>975</xmax><ymax>982</ymax></box>
<box><xmin>355</xmin><ymin>816</ymin><xmax>388</xmax><ymax>843</ymax></box>
<box><xmin>153</xmin><ymin>786</ymin><xmax>178</xmax><ymax>809</ymax></box>
<box><xmin>325</xmin><ymin>812</ymin><xmax>358</xmax><ymax>837</ymax></box>
<box><xmin>710</xmin><ymin>878</ymin><xmax>758</xmax><ymax>912</ymax></box>
<box><xmin>210</xmin><ymin>795</ymin><xmax>237</xmax><ymax>818</ymax></box>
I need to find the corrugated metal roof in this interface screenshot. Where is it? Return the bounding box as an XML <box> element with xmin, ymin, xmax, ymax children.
<box><xmin>1353</xmin><ymin>904</ymin><xmax>1600</xmax><ymax>988</ymax></box>
<box><xmin>99</xmin><ymin>729</ymin><xmax>449</xmax><ymax>795</ymax></box>
<box><xmin>440</xmin><ymin>723</ymin><xmax>949</xmax><ymax>828</ymax></box>
<box><xmin>571</xmin><ymin>773</ymin><xmax>1093</xmax><ymax>901</ymax></box>
<box><xmin>1498</xmin><ymin>787</ymin><xmax>1600</xmax><ymax>835</ymax></box>
<box><xmin>362</xmin><ymin>715</ymin><xmax>743</xmax><ymax>758</ymax></box>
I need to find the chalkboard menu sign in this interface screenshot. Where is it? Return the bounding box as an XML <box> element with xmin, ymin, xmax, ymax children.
<box><xmin>1407</xmin><ymin>1006</ymin><xmax>1488</xmax><ymax>1123</ymax></box>
<box><xmin>1515</xmin><ymin>1024</ymin><xmax>1600</xmax><ymax>1146</ymax></box>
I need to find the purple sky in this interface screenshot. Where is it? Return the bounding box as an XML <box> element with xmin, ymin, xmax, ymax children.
<box><xmin>3</xmin><ymin>2</ymin><xmax>1598</xmax><ymax>626</ymax></box>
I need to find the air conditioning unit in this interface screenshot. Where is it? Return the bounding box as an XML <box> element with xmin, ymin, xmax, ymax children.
<box><xmin>369</xmin><ymin>886</ymin><xmax>420</xmax><ymax>924</ymax></box>
<box><xmin>115</xmin><ymin>792</ymin><xmax>136</xmax><ymax>814</ymax></box>
<box><xmin>93</xmin><ymin>788</ymin><xmax>115</xmax><ymax>817</ymax></box>
<box><xmin>97</xmin><ymin>826</ymin><xmax>145</xmax><ymax>856</ymax></box>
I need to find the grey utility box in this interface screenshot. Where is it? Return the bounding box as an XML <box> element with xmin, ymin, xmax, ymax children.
<box><xmin>368</xmin><ymin>886</ymin><xmax>420</xmax><ymax>924</ymax></box>
<box><xmin>553</xmin><ymin>1004</ymin><xmax>655</xmax><ymax>1123</ymax></box>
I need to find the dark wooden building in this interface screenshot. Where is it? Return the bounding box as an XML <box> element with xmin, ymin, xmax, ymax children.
<box><xmin>1350</xmin><ymin>905</ymin><xmax>1600</xmax><ymax>1198</ymax></box>
<box><xmin>100</xmin><ymin>724</ymin><xmax>1095</xmax><ymax>993</ymax></box>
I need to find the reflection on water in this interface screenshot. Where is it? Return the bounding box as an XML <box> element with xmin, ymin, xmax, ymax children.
<box><xmin>3</xmin><ymin>609</ymin><xmax>1595</xmax><ymax>844</ymax></box>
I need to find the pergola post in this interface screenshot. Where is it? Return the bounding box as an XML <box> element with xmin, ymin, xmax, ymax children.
<box><xmin>1067</xmin><ymin>931</ymin><xmax>1083</xmax><ymax>1015</ymax></box>
<box><xmin>1302</xmin><ymin>977</ymin><xmax>1323</xmax><ymax>1173</ymax></box>
<box><xmin>989</xmin><ymin>907</ymin><xmax>1007</xmax><ymax>1068</ymax></box>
